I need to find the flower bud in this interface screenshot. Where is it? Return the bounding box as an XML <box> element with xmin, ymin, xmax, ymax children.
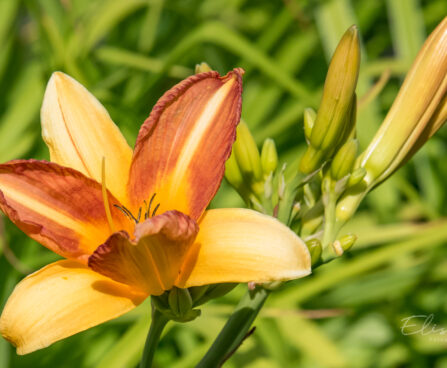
<box><xmin>359</xmin><ymin>16</ymin><xmax>447</xmax><ymax>188</ymax></box>
<box><xmin>306</xmin><ymin>238</ymin><xmax>322</xmax><ymax>266</ymax></box>
<box><xmin>168</xmin><ymin>287</ymin><xmax>193</xmax><ymax>317</ymax></box>
<box><xmin>195</xmin><ymin>62</ymin><xmax>213</xmax><ymax>73</ymax></box>
<box><xmin>303</xmin><ymin>107</ymin><xmax>317</xmax><ymax>142</ymax></box>
<box><xmin>233</xmin><ymin>121</ymin><xmax>263</xmax><ymax>182</ymax></box>
<box><xmin>336</xmin><ymin>17</ymin><xmax>447</xmax><ymax>224</ymax></box>
<box><xmin>225</xmin><ymin>150</ymin><xmax>246</xmax><ymax>191</ymax></box>
<box><xmin>330</xmin><ymin>139</ymin><xmax>358</xmax><ymax>180</ymax></box>
<box><xmin>261</xmin><ymin>138</ymin><xmax>278</xmax><ymax>177</ymax></box>
<box><xmin>300</xmin><ymin>25</ymin><xmax>360</xmax><ymax>174</ymax></box>
<box><xmin>339</xmin><ymin>233</ymin><xmax>357</xmax><ymax>252</ymax></box>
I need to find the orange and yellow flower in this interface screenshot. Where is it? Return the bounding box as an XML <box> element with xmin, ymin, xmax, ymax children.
<box><xmin>0</xmin><ymin>70</ymin><xmax>311</xmax><ymax>354</ymax></box>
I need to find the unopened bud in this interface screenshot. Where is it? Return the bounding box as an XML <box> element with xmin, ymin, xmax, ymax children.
<box><xmin>330</xmin><ymin>139</ymin><xmax>358</xmax><ymax>180</ymax></box>
<box><xmin>306</xmin><ymin>238</ymin><xmax>322</xmax><ymax>266</ymax></box>
<box><xmin>261</xmin><ymin>138</ymin><xmax>278</xmax><ymax>176</ymax></box>
<box><xmin>336</xmin><ymin>17</ymin><xmax>447</xmax><ymax>223</ymax></box>
<box><xmin>338</xmin><ymin>233</ymin><xmax>357</xmax><ymax>252</ymax></box>
<box><xmin>168</xmin><ymin>287</ymin><xmax>193</xmax><ymax>317</ymax></box>
<box><xmin>195</xmin><ymin>62</ymin><xmax>213</xmax><ymax>73</ymax></box>
<box><xmin>304</xmin><ymin>107</ymin><xmax>317</xmax><ymax>142</ymax></box>
<box><xmin>233</xmin><ymin>121</ymin><xmax>263</xmax><ymax>182</ymax></box>
<box><xmin>359</xmin><ymin>17</ymin><xmax>447</xmax><ymax>188</ymax></box>
<box><xmin>225</xmin><ymin>150</ymin><xmax>245</xmax><ymax>190</ymax></box>
<box><xmin>300</xmin><ymin>25</ymin><xmax>360</xmax><ymax>174</ymax></box>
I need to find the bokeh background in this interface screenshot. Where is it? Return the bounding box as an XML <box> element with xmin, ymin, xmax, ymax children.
<box><xmin>1</xmin><ymin>0</ymin><xmax>447</xmax><ymax>367</ymax></box>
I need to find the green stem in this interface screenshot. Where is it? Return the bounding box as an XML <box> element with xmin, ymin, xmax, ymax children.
<box><xmin>196</xmin><ymin>287</ymin><xmax>270</xmax><ymax>368</ymax></box>
<box><xmin>140</xmin><ymin>307</ymin><xmax>170</xmax><ymax>368</ymax></box>
<box><xmin>277</xmin><ymin>172</ymin><xmax>305</xmax><ymax>224</ymax></box>
<box><xmin>321</xmin><ymin>193</ymin><xmax>337</xmax><ymax>250</ymax></box>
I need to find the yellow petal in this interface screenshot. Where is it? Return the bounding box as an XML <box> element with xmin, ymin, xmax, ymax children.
<box><xmin>0</xmin><ymin>260</ymin><xmax>146</xmax><ymax>355</ymax></box>
<box><xmin>176</xmin><ymin>209</ymin><xmax>311</xmax><ymax>287</ymax></box>
<box><xmin>41</xmin><ymin>72</ymin><xmax>132</xmax><ymax>204</ymax></box>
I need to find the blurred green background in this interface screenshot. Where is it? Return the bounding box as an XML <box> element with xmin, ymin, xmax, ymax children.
<box><xmin>1</xmin><ymin>0</ymin><xmax>447</xmax><ymax>367</ymax></box>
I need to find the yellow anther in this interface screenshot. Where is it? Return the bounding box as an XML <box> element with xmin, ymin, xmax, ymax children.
<box><xmin>101</xmin><ymin>157</ymin><xmax>116</xmax><ymax>233</ymax></box>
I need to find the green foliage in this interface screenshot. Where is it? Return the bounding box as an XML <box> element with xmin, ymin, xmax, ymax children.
<box><xmin>0</xmin><ymin>0</ymin><xmax>447</xmax><ymax>367</ymax></box>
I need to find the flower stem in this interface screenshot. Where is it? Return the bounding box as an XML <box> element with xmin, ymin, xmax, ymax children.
<box><xmin>140</xmin><ymin>306</ymin><xmax>170</xmax><ymax>368</ymax></box>
<box><xmin>196</xmin><ymin>287</ymin><xmax>270</xmax><ymax>368</ymax></box>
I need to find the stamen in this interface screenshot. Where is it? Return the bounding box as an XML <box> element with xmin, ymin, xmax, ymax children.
<box><xmin>113</xmin><ymin>204</ymin><xmax>139</xmax><ymax>224</ymax></box>
<box><xmin>152</xmin><ymin>203</ymin><xmax>160</xmax><ymax>217</ymax></box>
<box><xmin>113</xmin><ymin>204</ymin><xmax>131</xmax><ymax>220</ymax></box>
<box><xmin>147</xmin><ymin>193</ymin><xmax>157</xmax><ymax>218</ymax></box>
<box><xmin>143</xmin><ymin>200</ymin><xmax>149</xmax><ymax>220</ymax></box>
<box><xmin>136</xmin><ymin>207</ymin><xmax>142</xmax><ymax>223</ymax></box>
<box><xmin>112</xmin><ymin>192</ymin><xmax>160</xmax><ymax>223</ymax></box>
<box><xmin>101</xmin><ymin>157</ymin><xmax>115</xmax><ymax>233</ymax></box>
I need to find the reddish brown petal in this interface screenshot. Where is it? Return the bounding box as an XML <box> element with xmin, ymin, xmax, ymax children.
<box><xmin>88</xmin><ymin>210</ymin><xmax>198</xmax><ymax>294</ymax></box>
<box><xmin>127</xmin><ymin>69</ymin><xmax>243</xmax><ymax>221</ymax></box>
<box><xmin>0</xmin><ymin>160</ymin><xmax>133</xmax><ymax>262</ymax></box>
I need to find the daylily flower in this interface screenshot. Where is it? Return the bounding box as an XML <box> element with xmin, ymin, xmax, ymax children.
<box><xmin>0</xmin><ymin>70</ymin><xmax>311</xmax><ymax>354</ymax></box>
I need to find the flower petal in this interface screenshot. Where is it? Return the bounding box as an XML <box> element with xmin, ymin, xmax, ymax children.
<box><xmin>127</xmin><ymin>69</ymin><xmax>243</xmax><ymax>220</ymax></box>
<box><xmin>0</xmin><ymin>260</ymin><xmax>146</xmax><ymax>355</ymax></box>
<box><xmin>41</xmin><ymin>72</ymin><xmax>132</xmax><ymax>204</ymax></box>
<box><xmin>89</xmin><ymin>211</ymin><xmax>198</xmax><ymax>294</ymax></box>
<box><xmin>0</xmin><ymin>160</ymin><xmax>133</xmax><ymax>261</ymax></box>
<box><xmin>176</xmin><ymin>208</ymin><xmax>311</xmax><ymax>287</ymax></box>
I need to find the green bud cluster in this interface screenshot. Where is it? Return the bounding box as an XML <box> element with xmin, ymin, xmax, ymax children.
<box><xmin>225</xmin><ymin>121</ymin><xmax>279</xmax><ymax>210</ymax></box>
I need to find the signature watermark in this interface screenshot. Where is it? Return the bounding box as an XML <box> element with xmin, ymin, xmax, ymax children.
<box><xmin>401</xmin><ymin>314</ymin><xmax>447</xmax><ymax>342</ymax></box>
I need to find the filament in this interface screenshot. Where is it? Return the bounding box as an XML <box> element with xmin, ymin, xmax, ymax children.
<box><xmin>101</xmin><ymin>157</ymin><xmax>116</xmax><ymax>233</ymax></box>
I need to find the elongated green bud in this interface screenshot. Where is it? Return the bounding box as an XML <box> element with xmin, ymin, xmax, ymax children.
<box><xmin>225</xmin><ymin>150</ymin><xmax>245</xmax><ymax>190</ymax></box>
<box><xmin>261</xmin><ymin>138</ymin><xmax>278</xmax><ymax>176</ymax></box>
<box><xmin>310</xmin><ymin>26</ymin><xmax>360</xmax><ymax>150</ymax></box>
<box><xmin>168</xmin><ymin>287</ymin><xmax>193</xmax><ymax>317</ymax></box>
<box><xmin>195</xmin><ymin>62</ymin><xmax>213</xmax><ymax>73</ymax></box>
<box><xmin>233</xmin><ymin>121</ymin><xmax>263</xmax><ymax>182</ymax></box>
<box><xmin>330</xmin><ymin>139</ymin><xmax>358</xmax><ymax>180</ymax></box>
<box><xmin>304</xmin><ymin>107</ymin><xmax>317</xmax><ymax>142</ymax></box>
<box><xmin>306</xmin><ymin>238</ymin><xmax>322</xmax><ymax>266</ymax></box>
<box><xmin>300</xmin><ymin>26</ymin><xmax>360</xmax><ymax>174</ymax></box>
